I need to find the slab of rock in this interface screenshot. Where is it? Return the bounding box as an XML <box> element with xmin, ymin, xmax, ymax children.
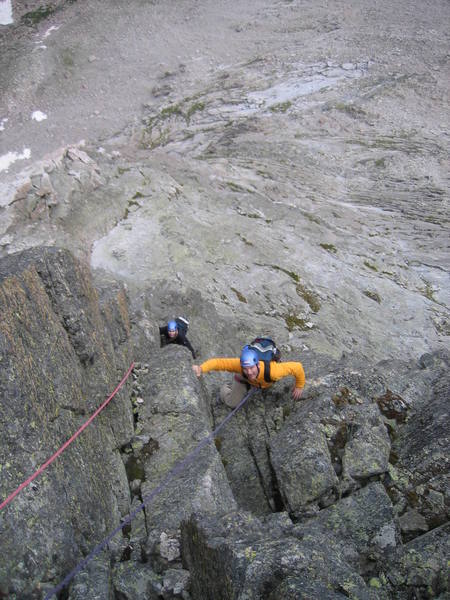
<box><xmin>128</xmin><ymin>345</ymin><xmax>236</xmax><ymax>570</ymax></box>
<box><xmin>386</xmin><ymin>522</ymin><xmax>449</xmax><ymax>598</ymax></box>
<box><xmin>341</xmin><ymin>404</ymin><xmax>391</xmax><ymax>482</ymax></box>
<box><xmin>270</xmin><ymin>414</ymin><xmax>338</xmax><ymax>516</ymax></box>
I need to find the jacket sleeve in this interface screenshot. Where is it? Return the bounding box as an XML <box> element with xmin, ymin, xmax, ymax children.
<box><xmin>176</xmin><ymin>331</ymin><xmax>195</xmax><ymax>357</ymax></box>
<box><xmin>270</xmin><ymin>361</ymin><xmax>305</xmax><ymax>388</ymax></box>
<box><xmin>183</xmin><ymin>336</ymin><xmax>196</xmax><ymax>358</ymax></box>
<box><xmin>200</xmin><ymin>358</ymin><xmax>242</xmax><ymax>374</ymax></box>
<box><xmin>159</xmin><ymin>326</ymin><xmax>167</xmax><ymax>335</ymax></box>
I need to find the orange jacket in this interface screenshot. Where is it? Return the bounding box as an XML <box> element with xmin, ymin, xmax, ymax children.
<box><xmin>200</xmin><ymin>358</ymin><xmax>305</xmax><ymax>390</ymax></box>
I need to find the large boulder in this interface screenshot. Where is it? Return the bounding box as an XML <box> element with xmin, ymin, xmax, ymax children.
<box><xmin>295</xmin><ymin>482</ymin><xmax>399</xmax><ymax>575</ymax></box>
<box><xmin>181</xmin><ymin>509</ymin><xmax>382</xmax><ymax>600</ymax></box>
<box><xmin>270</xmin><ymin>413</ymin><xmax>339</xmax><ymax>517</ymax></box>
<box><xmin>341</xmin><ymin>403</ymin><xmax>391</xmax><ymax>486</ymax></box>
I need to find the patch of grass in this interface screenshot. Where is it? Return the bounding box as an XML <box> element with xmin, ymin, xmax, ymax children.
<box><xmin>123</xmin><ymin>199</ymin><xmax>140</xmax><ymax>220</ymax></box>
<box><xmin>304</xmin><ymin>212</ymin><xmax>321</xmax><ymax>225</ymax></box>
<box><xmin>363</xmin><ymin>290</ymin><xmax>381</xmax><ymax>303</ymax></box>
<box><xmin>334</xmin><ymin>102</ymin><xmax>365</xmax><ymax>117</ymax></box>
<box><xmin>160</xmin><ymin>104</ymin><xmax>183</xmax><ymax>118</ymax></box>
<box><xmin>423</xmin><ymin>216</ymin><xmax>442</xmax><ymax>224</ymax></box>
<box><xmin>256</xmin><ymin>169</ymin><xmax>273</xmax><ymax>179</ymax></box>
<box><xmin>364</xmin><ymin>260</ymin><xmax>378</xmax><ymax>272</ymax></box>
<box><xmin>231</xmin><ymin>288</ymin><xmax>248</xmax><ymax>303</ymax></box>
<box><xmin>422</xmin><ymin>282</ymin><xmax>435</xmax><ymax>301</ymax></box>
<box><xmin>269</xmin><ymin>101</ymin><xmax>292</xmax><ymax>113</ymax></box>
<box><xmin>61</xmin><ymin>48</ymin><xmax>75</xmax><ymax>67</ymax></box>
<box><xmin>21</xmin><ymin>5</ymin><xmax>55</xmax><ymax>26</ymax></box>
<box><xmin>345</xmin><ymin>138</ymin><xmax>370</xmax><ymax>148</ymax></box>
<box><xmin>132</xmin><ymin>191</ymin><xmax>144</xmax><ymax>199</ymax></box>
<box><xmin>141</xmin><ymin>126</ymin><xmax>170</xmax><ymax>149</ymax></box>
<box><xmin>214</xmin><ymin>437</ymin><xmax>222</xmax><ymax>451</ymax></box>
<box><xmin>227</xmin><ymin>181</ymin><xmax>246</xmax><ymax>193</ymax></box>
<box><xmin>117</xmin><ymin>166</ymin><xmax>131</xmax><ymax>176</ymax></box>
<box><xmin>294</xmin><ymin>132</ymin><xmax>309</xmax><ymax>139</ymax></box>
<box><xmin>283</xmin><ymin>314</ymin><xmax>311</xmax><ymax>331</ymax></box>
<box><xmin>370</xmin><ymin>136</ymin><xmax>407</xmax><ymax>150</ymax></box>
<box><xmin>296</xmin><ymin>283</ymin><xmax>321</xmax><ymax>313</ymax></box>
<box><xmin>256</xmin><ymin>265</ymin><xmax>320</xmax><ymax>312</ymax></box>
<box><xmin>185</xmin><ymin>101</ymin><xmax>205</xmax><ymax>121</ymax></box>
<box><xmin>374</xmin><ymin>158</ymin><xmax>386</xmax><ymax>168</ymax></box>
<box><xmin>369</xmin><ymin>578</ymin><xmax>383</xmax><ymax>589</ymax></box>
<box><xmin>269</xmin><ymin>265</ymin><xmax>300</xmax><ymax>283</ymax></box>
<box><xmin>282</xmin><ymin>405</ymin><xmax>291</xmax><ymax>419</ymax></box>
<box><xmin>140</xmin><ymin>107</ymin><xmax>181</xmax><ymax>148</ymax></box>
<box><xmin>237</xmin><ymin>234</ymin><xmax>253</xmax><ymax>246</ymax></box>
<box><xmin>320</xmin><ymin>243</ymin><xmax>337</xmax><ymax>254</ymax></box>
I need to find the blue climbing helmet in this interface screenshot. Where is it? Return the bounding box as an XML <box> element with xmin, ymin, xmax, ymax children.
<box><xmin>167</xmin><ymin>320</ymin><xmax>178</xmax><ymax>333</ymax></box>
<box><xmin>240</xmin><ymin>347</ymin><xmax>259</xmax><ymax>368</ymax></box>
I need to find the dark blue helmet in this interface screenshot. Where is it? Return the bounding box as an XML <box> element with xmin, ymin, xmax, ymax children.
<box><xmin>240</xmin><ymin>348</ymin><xmax>259</xmax><ymax>368</ymax></box>
<box><xmin>168</xmin><ymin>320</ymin><xmax>178</xmax><ymax>333</ymax></box>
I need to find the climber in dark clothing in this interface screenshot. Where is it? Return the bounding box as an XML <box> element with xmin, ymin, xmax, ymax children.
<box><xmin>159</xmin><ymin>319</ymin><xmax>196</xmax><ymax>358</ymax></box>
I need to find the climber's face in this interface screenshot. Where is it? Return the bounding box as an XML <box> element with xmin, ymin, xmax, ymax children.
<box><xmin>242</xmin><ymin>365</ymin><xmax>259</xmax><ymax>381</ymax></box>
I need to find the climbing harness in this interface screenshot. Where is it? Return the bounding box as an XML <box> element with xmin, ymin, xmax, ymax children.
<box><xmin>44</xmin><ymin>386</ymin><xmax>256</xmax><ymax>599</ymax></box>
<box><xmin>0</xmin><ymin>362</ymin><xmax>135</xmax><ymax>512</ymax></box>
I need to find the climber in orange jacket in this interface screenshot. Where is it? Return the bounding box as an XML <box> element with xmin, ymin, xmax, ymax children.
<box><xmin>192</xmin><ymin>347</ymin><xmax>305</xmax><ymax>408</ymax></box>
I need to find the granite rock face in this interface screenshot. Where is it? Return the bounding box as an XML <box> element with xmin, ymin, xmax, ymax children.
<box><xmin>0</xmin><ymin>247</ymin><xmax>134</xmax><ymax>598</ymax></box>
<box><xmin>0</xmin><ymin>2</ymin><xmax>448</xmax><ymax>596</ymax></box>
<box><xmin>0</xmin><ymin>247</ymin><xmax>448</xmax><ymax>599</ymax></box>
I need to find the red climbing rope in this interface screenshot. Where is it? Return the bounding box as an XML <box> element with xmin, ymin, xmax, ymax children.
<box><xmin>0</xmin><ymin>362</ymin><xmax>135</xmax><ymax>512</ymax></box>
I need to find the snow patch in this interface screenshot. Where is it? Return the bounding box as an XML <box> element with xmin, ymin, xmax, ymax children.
<box><xmin>0</xmin><ymin>1</ymin><xmax>13</xmax><ymax>25</ymax></box>
<box><xmin>32</xmin><ymin>111</ymin><xmax>48</xmax><ymax>122</ymax></box>
<box><xmin>0</xmin><ymin>149</ymin><xmax>31</xmax><ymax>172</ymax></box>
<box><xmin>43</xmin><ymin>25</ymin><xmax>60</xmax><ymax>38</ymax></box>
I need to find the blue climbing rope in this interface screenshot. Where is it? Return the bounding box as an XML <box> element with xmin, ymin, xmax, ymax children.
<box><xmin>44</xmin><ymin>387</ymin><xmax>256</xmax><ymax>599</ymax></box>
